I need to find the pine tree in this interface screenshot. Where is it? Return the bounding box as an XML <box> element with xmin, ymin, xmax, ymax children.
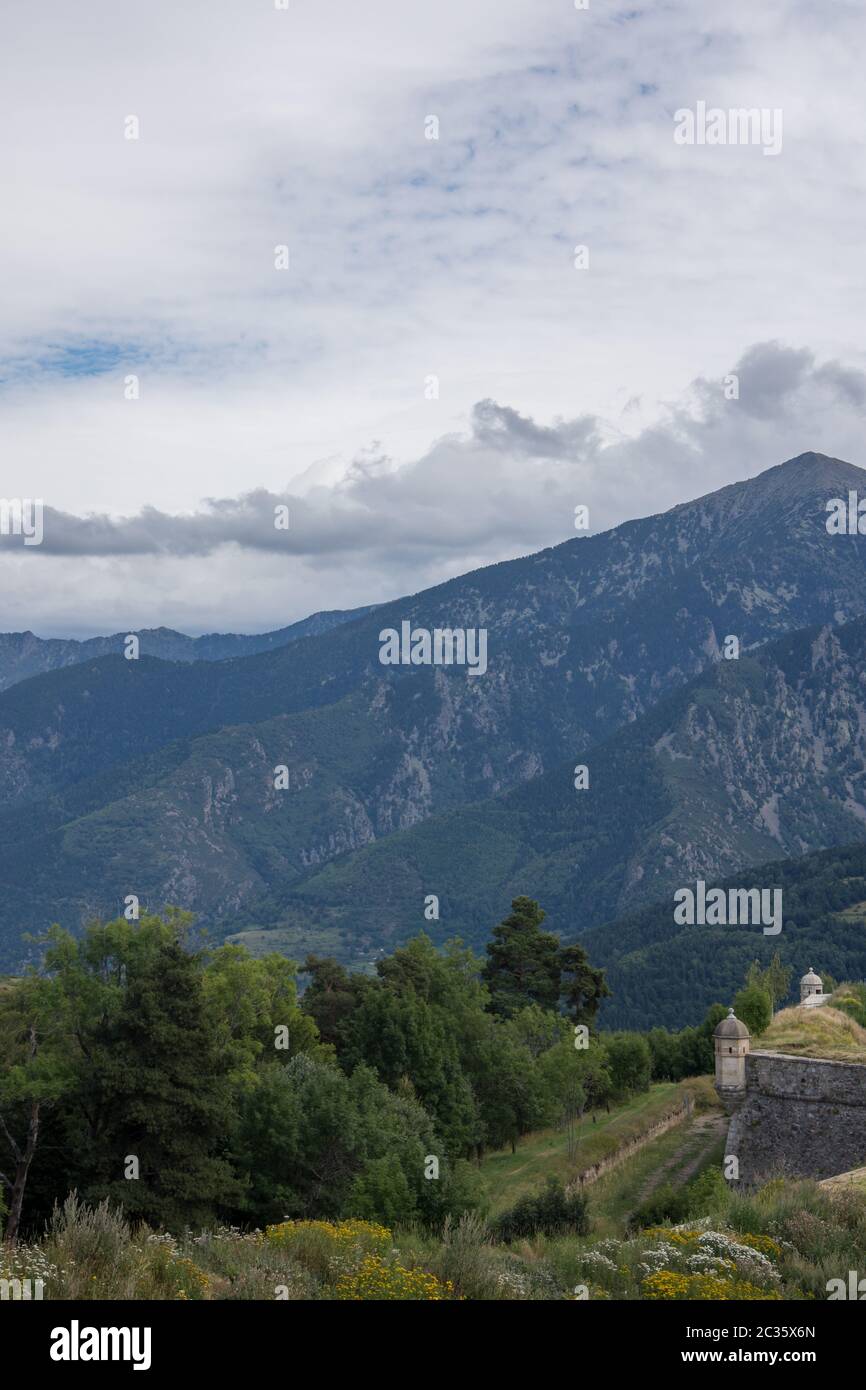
<box><xmin>482</xmin><ymin>897</ymin><xmax>562</xmax><ymax>1017</ymax></box>
<box><xmin>83</xmin><ymin>940</ymin><xmax>239</xmax><ymax>1229</ymax></box>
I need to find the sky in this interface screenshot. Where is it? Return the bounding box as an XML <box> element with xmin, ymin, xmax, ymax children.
<box><xmin>2</xmin><ymin>0</ymin><xmax>866</xmax><ymax>637</ymax></box>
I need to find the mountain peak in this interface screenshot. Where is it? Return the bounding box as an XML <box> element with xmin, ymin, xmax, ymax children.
<box><xmin>758</xmin><ymin>450</ymin><xmax>864</xmax><ymax>491</ymax></box>
<box><xmin>732</xmin><ymin>451</ymin><xmax>866</xmax><ymax>524</ymax></box>
<box><xmin>777</xmin><ymin>449</ymin><xmax>862</xmax><ymax>474</ymax></box>
<box><xmin>666</xmin><ymin>450</ymin><xmax>866</xmax><ymax>537</ymax></box>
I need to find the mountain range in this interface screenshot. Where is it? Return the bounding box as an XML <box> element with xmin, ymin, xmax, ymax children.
<box><xmin>0</xmin><ymin>605</ymin><xmax>376</xmax><ymax>692</ymax></box>
<box><xmin>3</xmin><ymin>450</ymin><xmax>866</xmax><ymax>1025</ymax></box>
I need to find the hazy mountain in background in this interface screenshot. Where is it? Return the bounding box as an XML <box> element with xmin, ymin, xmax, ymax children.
<box><xmin>0</xmin><ymin>605</ymin><xmax>378</xmax><ymax>691</ymax></box>
<box><xmin>1</xmin><ymin>450</ymin><xmax>865</xmax><ymax>982</ymax></box>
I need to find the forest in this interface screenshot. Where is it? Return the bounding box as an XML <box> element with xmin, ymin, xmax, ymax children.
<box><xmin>0</xmin><ymin>895</ymin><xmax>726</xmax><ymax>1245</ymax></box>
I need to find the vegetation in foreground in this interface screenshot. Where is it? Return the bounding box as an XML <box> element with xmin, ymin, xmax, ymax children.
<box><xmin>3</xmin><ymin>897</ymin><xmax>865</xmax><ymax>1300</ymax></box>
<box><xmin>0</xmin><ymin>897</ymin><xmax>714</xmax><ymax>1244</ymax></box>
<box><xmin>4</xmin><ymin>1170</ymin><xmax>866</xmax><ymax>1301</ymax></box>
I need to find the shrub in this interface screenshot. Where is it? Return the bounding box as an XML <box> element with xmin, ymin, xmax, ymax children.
<box><xmin>434</xmin><ymin>1212</ymin><xmax>494</xmax><ymax>1296</ymax></box>
<box><xmin>46</xmin><ymin>1192</ymin><xmax>130</xmax><ymax>1276</ymax></box>
<box><xmin>492</xmin><ymin>1178</ymin><xmax>589</xmax><ymax>1242</ymax></box>
<box><xmin>630</xmin><ymin>1184</ymin><xmax>692</xmax><ymax>1230</ymax></box>
<box><xmin>41</xmin><ymin>1193</ymin><xmax>136</xmax><ymax>1298</ymax></box>
<box><xmin>631</xmin><ymin>1164</ymin><xmax>728</xmax><ymax>1230</ymax></box>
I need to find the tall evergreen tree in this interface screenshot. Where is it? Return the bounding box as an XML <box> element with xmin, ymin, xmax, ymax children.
<box><xmin>482</xmin><ymin>897</ymin><xmax>561</xmax><ymax>1017</ymax></box>
<box><xmin>82</xmin><ymin>939</ymin><xmax>239</xmax><ymax>1229</ymax></box>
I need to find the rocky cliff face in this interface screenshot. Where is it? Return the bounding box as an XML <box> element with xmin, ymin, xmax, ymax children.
<box><xmin>242</xmin><ymin>614</ymin><xmax>866</xmax><ymax>961</ymax></box>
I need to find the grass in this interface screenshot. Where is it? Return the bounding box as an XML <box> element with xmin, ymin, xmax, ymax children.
<box><xmin>588</xmin><ymin>1118</ymin><xmax>726</xmax><ymax>1237</ymax></box>
<box><xmin>758</xmin><ymin>1003</ymin><xmax>866</xmax><ymax>1062</ymax></box>
<box><xmin>479</xmin><ymin>1077</ymin><xmax>716</xmax><ymax>1216</ymax></box>
<box><xmin>821</xmin><ymin>1167</ymin><xmax>866</xmax><ymax>1195</ymax></box>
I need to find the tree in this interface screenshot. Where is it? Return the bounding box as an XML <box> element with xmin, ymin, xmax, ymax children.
<box><xmin>466</xmin><ymin>1023</ymin><xmax>541</xmax><ymax>1155</ymax></box>
<box><xmin>702</xmin><ymin>1003</ymin><xmax>728</xmax><ymax>1036</ymax></box>
<box><xmin>646</xmin><ymin>1006</ymin><xmax>724</xmax><ymax>1082</ymax></box>
<box><xmin>537</xmin><ymin>1038</ymin><xmax>611</xmax><ymax>1161</ymax></box>
<box><xmin>301</xmin><ymin>956</ymin><xmax>364</xmax><ymax>1048</ymax></box>
<box><xmin>646</xmin><ymin>1026</ymin><xmax>680</xmax><ymax>1081</ymax></box>
<box><xmin>80</xmin><ymin>938</ymin><xmax>240</xmax><ymax>1228</ymax></box>
<box><xmin>0</xmin><ymin>977</ymin><xmax>72</xmax><ymax>1243</ymax></box>
<box><xmin>732</xmin><ymin>984</ymin><xmax>772</xmax><ymax>1037</ymax></box>
<box><xmin>202</xmin><ymin>945</ymin><xmax>323</xmax><ymax>1087</ymax></box>
<box><xmin>604</xmin><ymin>1032</ymin><xmax>652</xmax><ymax>1098</ymax></box>
<box><xmin>231</xmin><ymin>1055</ymin><xmax>357</xmax><ymax>1221</ymax></box>
<box><xmin>745</xmin><ymin>953</ymin><xmax>792</xmax><ymax>1012</ymax></box>
<box><xmin>230</xmin><ymin>1054</ymin><xmax>460</xmax><ymax>1227</ymax></box>
<box><xmin>338</xmin><ymin>982</ymin><xmax>480</xmax><ymax>1157</ymax></box>
<box><xmin>509</xmin><ymin>1004</ymin><xmax>564</xmax><ymax>1059</ymax></box>
<box><xmin>482</xmin><ymin>898</ymin><xmax>561</xmax><ymax>1017</ymax></box>
<box><xmin>558</xmin><ymin>942</ymin><xmax>610</xmax><ymax>1024</ymax></box>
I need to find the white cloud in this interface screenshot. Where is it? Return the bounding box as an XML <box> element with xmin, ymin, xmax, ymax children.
<box><xmin>3</xmin><ymin>340</ymin><xmax>866</xmax><ymax>635</ymax></box>
<box><xmin>2</xmin><ymin>1</ymin><xmax>866</xmax><ymax>632</ymax></box>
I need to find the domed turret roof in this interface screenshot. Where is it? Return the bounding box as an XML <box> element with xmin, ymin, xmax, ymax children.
<box><xmin>714</xmin><ymin>1007</ymin><xmax>750</xmax><ymax>1040</ymax></box>
<box><xmin>801</xmin><ymin>967</ymin><xmax>822</xmax><ymax>986</ymax></box>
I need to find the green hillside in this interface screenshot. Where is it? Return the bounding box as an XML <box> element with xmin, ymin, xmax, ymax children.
<box><xmin>585</xmin><ymin>845</ymin><xmax>866</xmax><ymax>1029</ymax></box>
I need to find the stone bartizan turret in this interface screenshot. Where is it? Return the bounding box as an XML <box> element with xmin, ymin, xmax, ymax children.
<box><xmin>713</xmin><ymin>1008</ymin><xmax>750</xmax><ymax>1112</ymax></box>
<box><xmin>800</xmin><ymin>967</ymin><xmax>823</xmax><ymax>1005</ymax></box>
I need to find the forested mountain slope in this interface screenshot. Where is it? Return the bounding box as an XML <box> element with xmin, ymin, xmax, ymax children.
<box><xmin>2</xmin><ymin>452</ymin><xmax>866</xmax><ymax>969</ymax></box>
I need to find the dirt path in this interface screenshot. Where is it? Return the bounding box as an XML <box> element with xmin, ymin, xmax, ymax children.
<box><xmin>627</xmin><ymin>1112</ymin><xmax>728</xmax><ymax>1217</ymax></box>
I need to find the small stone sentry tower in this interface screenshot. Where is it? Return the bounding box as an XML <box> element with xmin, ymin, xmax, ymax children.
<box><xmin>713</xmin><ymin>1008</ymin><xmax>750</xmax><ymax>1112</ymax></box>
<box><xmin>800</xmin><ymin>967</ymin><xmax>823</xmax><ymax>1004</ymax></box>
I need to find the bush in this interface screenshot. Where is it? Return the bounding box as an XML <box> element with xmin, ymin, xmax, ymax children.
<box><xmin>38</xmin><ymin>1194</ymin><xmax>212</xmax><ymax>1299</ymax></box>
<box><xmin>732</xmin><ymin>984</ymin><xmax>772</xmax><ymax>1037</ymax></box>
<box><xmin>492</xmin><ymin>1178</ymin><xmax>589</xmax><ymax>1242</ymax></box>
<box><xmin>630</xmin><ymin>1183</ymin><xmax>692</xmax><ymax>1230</ymax></box>
<box><xmin>630</xmin><ymin>1164</ymin><xmax>728</xmax><ymax>1231</ymax></box>
<box><xmin>433</xmin><ymin>1212</ymin><xmax>497</xmax><ymax>1298</ymax></box>
<box><xmin>41</xmin><ymin>1192</ymin><xmax>136</xmax><ymax>1298</ymax></box>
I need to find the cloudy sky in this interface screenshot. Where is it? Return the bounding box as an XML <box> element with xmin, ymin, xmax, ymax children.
<box><xmin>2</xmin><ymin>0</ymin><xmax>866</xmax><ymax>636</ymax></box>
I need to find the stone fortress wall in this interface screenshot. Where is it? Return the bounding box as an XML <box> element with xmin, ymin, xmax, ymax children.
<box><xmin>725</xmin><ymin>1051</ymin><xmax>866</xmax><ymax>1184</ymax></box>
<box><xmin>714</xmin><ymin>969</ymin><xmax>866</xmax><ymax>1184</ymax></box>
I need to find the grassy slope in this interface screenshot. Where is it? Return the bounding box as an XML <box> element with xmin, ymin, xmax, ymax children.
<box><xmin>589</xmin><ymin>1117</ymin><xmax>727</xmax><ymax>1237</ymax></box>
<box><xmin>821</xmin><ymin>1166</ymin><xmax>866</xmax><ymax>1194</ymax></box>
<box><xmin>479</xmin><ymin>1077</ymin><xmax>717</xmax><ymax>1216</ymax></box>
<box><xmin>757</xmin><ymin>999</ymin><xmax>866</xmax><ymax>1062</ymax></box>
